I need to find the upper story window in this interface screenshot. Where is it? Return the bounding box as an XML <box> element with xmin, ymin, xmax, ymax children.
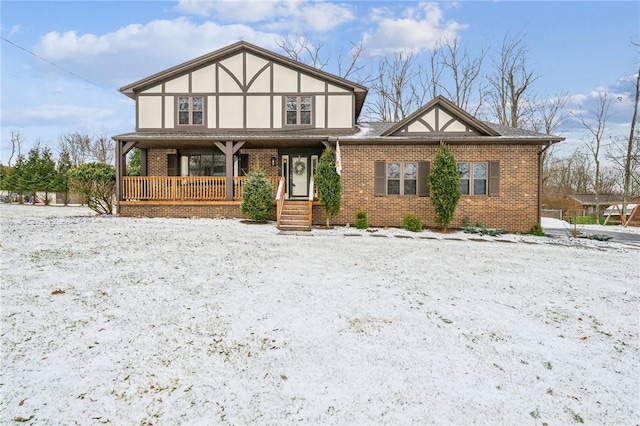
<box><xmin>458</xmin><ymin>162</ymin><xmax>487</xmax><ymax>195</ymax></box>
<box><xmin>178</xmin><ymin>96</ymin><xmax>204</xmax><ymax>125</ymax></box>
<box><xmin>286</xmin><ymin>96</ymin><xmax>312</xmax><ymax>126</ymax></box>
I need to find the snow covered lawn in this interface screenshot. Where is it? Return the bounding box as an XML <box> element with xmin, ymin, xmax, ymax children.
<box><xmin>1</xmin><ymin>205</ymin><xmax>638</xmax><ymax>424</ymax></box>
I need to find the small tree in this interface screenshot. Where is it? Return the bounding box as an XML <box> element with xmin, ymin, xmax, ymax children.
<box><xmin>127</xmin><ymin>148</ymin><xmax>141</xmax><ymax>176</ymax></box>
<box><xmin>240</xmin><ymin>169</ymin><xmax>273</xmax><ymax>222</ymax></box>
<box><xmin>428</xmin><ymin>142</ymin><xmax>461</xmax><ymax>231</ymax></box>
<box><xmin>56</xmin><ymin>151</ymin><xmax>73</xmax><ymax>205</ymax></box>
<box><xmin>315</xmin><ymin>147</ymin><xmax>342</xmax><ymax>227</ymax></box>
<box><xmin>68</xmin><ymin>162</ymin><xmax>116</xmax><ymax>215</ymax></box>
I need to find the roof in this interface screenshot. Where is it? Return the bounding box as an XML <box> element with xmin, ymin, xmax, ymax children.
<box><xmin>568</xmin><ymin>194</ymin><xmax>624</xmax><ymax>206</ymax></box>
<box><xmin>119</xmin><ymin>40</ymin><xmax>369</xmax><ymax>119</ymax></box>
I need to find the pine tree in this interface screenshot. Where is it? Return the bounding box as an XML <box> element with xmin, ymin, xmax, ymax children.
<box><xmin>428</xmin><ymin>142</ymin><xmax>461</xmax><ymax>231</ymax></box>
<box><xmin>240</xmin><ymin>169</ymin><xmax>273</xmax><ymax>222</ymax></box>
<box><xmin>127</xmin><ymin>148</ymin><xmax>141</xmax><ymax>176</ymax></box>
<box><xmin>40</xmin><ymin>147</ymin><xmax>57</xmax><ymax>204</ymax></box>
<box><xmin>56</xmin><ymin>151</ymin><xmax>73</xmax><ymax>205</ymax></box>
<box><xmin>315</xmin><ymin>147</ymin><xmax>342</xmax><ymax>227</ymax></box>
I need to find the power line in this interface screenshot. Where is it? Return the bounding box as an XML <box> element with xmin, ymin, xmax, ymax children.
<box><xmin>1</xmin><ymin>36</ymin><xmax>104</xmax><ymax>90</ymax></box>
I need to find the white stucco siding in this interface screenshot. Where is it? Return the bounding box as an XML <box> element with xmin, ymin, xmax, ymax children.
<box><xmin>408</xmin><ymin>120</ymin><xmax>428</xmax><ymax>132</ymax></box>
<box><xmin>246</xmin><ymin>96</ymin><xmax>271</xmax><ymax>128</ymax></box>
<box><xmin>300</xmin><ymin>74</ymin><xmax>324</xmax><ymax>93</ymax></box>
<box><xmin>327</xmin><ymin>84</ymin><xmax>348</xmax><ymax>93</ymax></box>
<box><xmin>164</xmin><ymin>96</ymin><xmax>174</xmax><ymax>128</ymax></box>
<box><xmin>141</xmin><ymin>84</ymin><xmax>162</xmax><ymax>94</ymax></box>
<box><xmin>220</xmin><ymin>54</ymin><xmax>244</xmax><ymax>85</ymax></box>
<box><xmin>207</xmin><ymin>96</ymin><xmax>217</xmax><ymax>128</ymax></box>
<box><xmin>218</xmin><ymin>96</ymin><xmax>243</xmax><ymax>128</ymax></box>
<box><xmin>191</xmin><ymin>65</ymin><xmax>216</xmax><ymax>93</ymax></box>
<box><xmin>443</xmin><ymin>119</ymin><xmax>467</xmax><ymax>132</ymax></box>
<box><xmin>315</xmin><ymin>95</ymin><xmax>326</xmax><ymax>128</ymax></box>
<box><xmin>138</xmin><ymin>96</ymin><xmax>162</xmax><ymax>128</ymax></box>
<box><xmin>424</xmin><ymin>109</ymin><xmax>436</xmax><ymax>129</ymax></box>
<box><xmin>164</xmin><ymin>74</ymin><xmax>189</xmax><ymax>93</ymax></box>
<box><xmin>247</xmin><ymin>69</ymin><xmax>270</xmax><ymax>93</ymax></box>
<box><xmin>327</xmin><ymin>96</ymin><xmax>353</xmax><ymax>128</ymax></box>
<box><xmin>272</xmin><ymin>96</ymin><xmax>282</xmax><ymax>128</ymax></box>
<box><xmin>218</xmin><ymin>67</ymin><xmax>243</xmax><ymax>93</ymax></box>
<box><xmin>245</xmin><ymin>54</ymin><xmax>269</xmax><ymax>86</ymax></box>
<box><xmin>273</xmin><ymin>64</ymin><xmax>297</xmax><ymax>93</ymax></box>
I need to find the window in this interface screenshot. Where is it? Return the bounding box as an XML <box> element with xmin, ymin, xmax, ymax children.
<box><xmin>375</xmin><ymin>161</ymin><xmax>429</xmax><ymax>196</ymax></box>
<box><xmin>286</xmin><ymin>96</ymin><xmax>312</xmax><ymax>125</ymax></box>
<box><xmin>187</xmin><ymin>154</ymin><xmax>225</xmax><ymax>176</ymax></box>
<box><xmin>458</xmin><ymin>162</ymin><xmax>492</xmax><ymax>195</ymax></box>
<box><xmin>178</xmin><ymin>96</ymin><xmax>204</xmax><ymax>125</ymax></box>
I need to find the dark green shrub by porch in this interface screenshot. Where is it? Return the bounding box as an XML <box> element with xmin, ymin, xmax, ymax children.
<box><xmin>240</xmin><ymin>169</ymin><xmax>273</xmax><ymax>222</ymax></box>
<box><xmin>315</xmin><ymin>147</ymin><xmax>342</xmax><ymax>227</ymax></box>
<box><xmin>428</xmin><ymin>142</ymin><xmax>461</xmax><ymax>231</ymax></box>
<box><xmin>355</xmin><ymin>210</ymin><xmax>368</xmax><ymax>229</ymax></box>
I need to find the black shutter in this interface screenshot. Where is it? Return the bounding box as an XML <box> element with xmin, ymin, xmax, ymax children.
<box><xmin>140</xmin><ymin>149</ymin><xmax>148</xmax><ymax>176</ymax></box>
<box><xmin>418</xmin><ymin>161</ymin><xmax>430</xmax><ymax>197</ymax></box>
<box><xmin>167</xmin><ymin>154</ymin><xmax>178</xmax><ymax>176</ymax></box>
<box><xmin>489</xmin><ymin>160</ymin><xmax>500</xmax><ymax>196</ymax></box>
<box><xmin>374</xmin><ymin>161</ymin><xmax>386</xmax><ymax>196</ymax></box>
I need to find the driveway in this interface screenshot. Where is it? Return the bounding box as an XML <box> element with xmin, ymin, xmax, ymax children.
<box><xmin>542</xmin><ymin>222</ymin><xmax>640</xmax><ymax>247</ymax></box>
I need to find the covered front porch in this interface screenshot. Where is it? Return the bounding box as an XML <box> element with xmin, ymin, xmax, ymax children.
<box><xmin>113</xmin><ymin>134</ymin><xmax>331</xmax><ymax>229</ymax></box>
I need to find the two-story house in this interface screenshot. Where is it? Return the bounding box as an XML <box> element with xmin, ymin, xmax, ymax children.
<box><xmin>114</xmin><ymin>41</ymin><xmax>563</xmax><ymax>232</ymax></box>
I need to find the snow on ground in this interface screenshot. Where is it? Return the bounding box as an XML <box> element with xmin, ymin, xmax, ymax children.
<box><xmin>1</xmin><ymin>204</ymin><xmax>639</xmax><ymax>425</ymax></box>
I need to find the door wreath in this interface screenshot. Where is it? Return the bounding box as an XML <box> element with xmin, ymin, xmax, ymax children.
<box><xmin>293</xmin><ymin>158</ymin><xmax>306</xmax><ymax>175</ymax></box>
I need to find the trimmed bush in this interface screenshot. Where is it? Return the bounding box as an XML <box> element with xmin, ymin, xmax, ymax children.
<box><xmin>68</xmin><ymin>162</ymin><xmax>115</xmax><ymax>215</ymax></box>
<box><xmin>528</xmin><ymin>223</ymin><xmax>546</xmax><ymax>236</ymax></box>
<box><xmin>240</xmin><ymin>169</ymin><xmax>273</xmax><ymax>222</ymax></box>
<box><xmin>403</xmin><ymin>213</ymin><xmax>423</xmax><ymax>232</ymax></box>
<box><xmin>355</xmin><ymin>210</ymin><xmax>368</xmax><ymax>229</ymax></box>
<box><xmin>428</xmin><ymin>142</ymin><xmax>461</xmax><ymax>231</ymax></box>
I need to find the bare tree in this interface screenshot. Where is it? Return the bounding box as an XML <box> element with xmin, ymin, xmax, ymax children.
<box><xmin>487</xmin><ymin>33</ymin><xmax>537</xmax><ymax>128</ymax></box>
<box><xmin>576</xmin><ymin>91</ymin><xmax>613</xmax><ymax>223</ymax></box>
<box><xmin>367</xmin><ymin>51</ymin><xmax>419</xmax><ymax>122</ymax></box>
<box><xmin>545</xmin><ymin>148</ymin><xmax>593</xmax><ymax>195</ymax></box>
<box><xmin>58</xmin><ymin>132</ymin><xmax>92</xmax><ymax>167</ymax></box>
<box><xmin>336</xmin><ymin>41</ymin><xmax>370</xmax><ymax>82</ymax></box>
<box><xmin>7</xmin><ymin>130</ymin><xmax>24</xmax><ymax>166</ymax></box>
<box><xmin>437</xmin><ymin>36</ymin><xmax>487</xmax><ymax>114</ymax></box>
<box><xmin>276</xmin><ymin>34</ymin><xmax>329</xmax><ymax>70</ymax></box>
<box><xmin>622</xmin><ymin>66</ymin><xmax>640</xmax><ymax>220</ymax></box>
<box><xmin>91</xmin><ymin>135</ymin><xmax>115</xmax><ymax>164</ymax></box>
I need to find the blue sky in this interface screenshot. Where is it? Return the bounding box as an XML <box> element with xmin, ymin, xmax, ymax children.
<box><xmin>1</xmin><ymin>0</ymin><xmax>639</xmax><ymax>163</ymax></box>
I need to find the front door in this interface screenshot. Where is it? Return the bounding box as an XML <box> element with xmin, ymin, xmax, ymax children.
<box><xmin>290</xmin><ymin>156</ymin><xmax>308</xmax><ymax>198</ymax></box>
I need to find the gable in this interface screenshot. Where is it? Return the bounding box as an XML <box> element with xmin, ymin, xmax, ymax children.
<box><xmin>382</xmin><ymin>96</ymin><xmax>499</xmax><ymax>137</ymax></box>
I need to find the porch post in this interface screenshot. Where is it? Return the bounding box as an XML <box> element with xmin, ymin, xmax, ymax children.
<box><xmin>214</xmin><ymin>141</ymin><xmax>245</xmax><ymax>201</ymax></box>
<box><xmin>115</xmin><ymin>140</ymin><xmax>122</xmax><ymax>204</ymax></box>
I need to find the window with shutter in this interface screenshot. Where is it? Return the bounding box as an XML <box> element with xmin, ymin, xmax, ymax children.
<box><xmin>375</xmin><ymin>161</ymin><xmax>428</xmax><ymax>196</ymax></box>
<box><xmin>489</xmin><ymin>161</ymin><xmax>500</xmax><ymax>196</ymax></box>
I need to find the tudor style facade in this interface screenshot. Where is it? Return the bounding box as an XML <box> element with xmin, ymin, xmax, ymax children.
<box><xmin>114</xmin><ymin>41</ymin><xmax>563</xmax><ymax>232</ymax></box>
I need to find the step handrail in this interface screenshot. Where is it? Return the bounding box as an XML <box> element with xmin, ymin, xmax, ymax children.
<box><xmin>307</xmin><ymin>175</ymin><xmax>314</xmax><ymax>227</ymax></box>
<box><xmin>275</xmin><ymin>177</ymin><xmax>285</xmax><ymax>227</ymax></box>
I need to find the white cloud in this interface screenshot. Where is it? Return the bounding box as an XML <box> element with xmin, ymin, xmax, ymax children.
<box><xmin>363</xmin><ymin>2</ymin><xmax>466</xmax><ymax>56</ymax></box>
<box><xmin>33</xmin><ymin>18</ymin><xmax>283</xmax><ymax>87</ymax></box>
<box><xmin>1</xmin><ymin>104</ymin><xmax>114</xmax><ymax>127</ymax></box>
<box><xmin>174</xmin><ymin>0</ymin><xmax>354</xmax><ymax>32</ymax></box>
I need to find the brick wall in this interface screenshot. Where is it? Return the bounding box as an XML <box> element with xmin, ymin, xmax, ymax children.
<box><xmin>330</xmin><ymin>143</ymin><xmax>541</xmax><ymax>233</ymax></box>
<box><xmin>118</xmin><ymin>203</ymin><xmax>278</xmax><ymax>220</ymax></box>
<box><xmin>147</xmin><ymin>149</ymin><xmax>176</xmax><ymax>176</ymax></box>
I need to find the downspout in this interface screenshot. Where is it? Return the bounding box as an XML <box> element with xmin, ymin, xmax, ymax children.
<box><xmin>538</xmin><ymin>142</ymin><xmax>552</xmax><ymax>225</ymax></box>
